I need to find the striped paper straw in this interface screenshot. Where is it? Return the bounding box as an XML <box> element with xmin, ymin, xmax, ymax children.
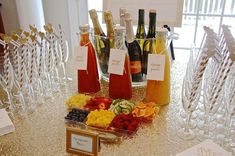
<box><xmin>38</xmin><ymin>37</ymin><xmax>44</xmax><ymax>77</ymax></box>
<box><xmin>3</xmin><ymin>43</ymin><xmax>10</xmax><ymax>87</ymax></box>
<box><xmin>58</xmin><ymin>25</ymin><xmax>65</xmax><ymax>61</ymax></box>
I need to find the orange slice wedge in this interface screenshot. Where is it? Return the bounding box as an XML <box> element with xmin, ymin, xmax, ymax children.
<box><xmin>146</xmin><ymin>102</ymin><xmax>156</xmax><ymax>107</ymax></box>
<box><xmin>137</xmin><ymin>103</ymin><xmax>146</xmax><ymax>109</ymax></box>
<box><xmin>144</xmin><ymin>107</ymin><xmax>155</xmax><ymax>117</ymax></box>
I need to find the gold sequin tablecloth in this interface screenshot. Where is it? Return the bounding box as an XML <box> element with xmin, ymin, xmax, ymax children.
<box><xmin>0</xmin><ymin>61</ymin><xmax>202</xmax><ymax>156</ymax></box>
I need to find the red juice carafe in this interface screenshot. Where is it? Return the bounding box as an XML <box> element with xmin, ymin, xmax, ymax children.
<box><xmin>109</xmin><ymin>26</ymin><xmax>132</xmax><ymax>99</ymax></box>
<box><xmin>78</xmin><ymin>24</ymin><xmax>100</xmax><ymax>93</ymax></box>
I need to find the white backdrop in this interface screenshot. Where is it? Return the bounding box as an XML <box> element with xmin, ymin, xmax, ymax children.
<box><xmin>103</xmin><ymin>0</ymin><xmax>184</xmax><ymax>27</ymax></box>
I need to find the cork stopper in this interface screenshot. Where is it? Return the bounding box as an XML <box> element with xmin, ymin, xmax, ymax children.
<box><xmin>125</xmin><ymin>12</ymin><xmax>131</xmax><ymax>19</ymax></box>
<box><xmin>156</xmin><ymin>27</ymin><xmax>167</xmax><ymax>36</ymax></box>
<box><xmin>119</xmin><ymin>7</ymin><xmax>127</xmax><ymax>17</ymax></box>
<box><xmin>114</xmin><ymin>26</ymin><xmax>126</xmax><ymax>33</ymax></box>
<box><xmin>89</xmin><ymin>9</ymin><xmax>98</xmax><ymax>19</ymax></box>
<box><xmin>79</xmin><ymin>24</ymin><xmax>90</xmax><ymax>33</ymax></box>
<box><xmin>149</xmin><ymin>9</ymin><xmax>156</xmax><ymax>14</ymax></box>
<box><xmin>104</xmin><ymin>10</ymin><xmax>113</xmax><ymax>22</ymax></box>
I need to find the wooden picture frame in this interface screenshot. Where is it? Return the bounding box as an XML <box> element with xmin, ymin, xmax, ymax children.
<box><xmin>66</xmin><ymin>128</ymin><xmax>99</xmax><ymax>156</ymax></box>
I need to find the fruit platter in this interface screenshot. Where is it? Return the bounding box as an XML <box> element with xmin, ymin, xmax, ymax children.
<box><xmin>65</xmin><ymin>94</ymin><xmax>160</xmax><ymax>142</ymax></box>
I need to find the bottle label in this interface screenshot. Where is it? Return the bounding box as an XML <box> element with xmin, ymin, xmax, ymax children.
<box><xmin>74</xmin><ymin>46</ymin><xmax>88</xmax><ymax>70</ymax></box>
<box><xmin>108</xmin><ymin>49</ymin><xmax>126</xmax><ymax>75</ymax></box>
<box><xmin>130</xmin><ymin>61</ymin><xmax>141</xmax><ymax>74</ymax></box>
<box><xmin>147</xmin><ymin>54</ymin><xmax>165</xmax><ymax>81</ymax></box>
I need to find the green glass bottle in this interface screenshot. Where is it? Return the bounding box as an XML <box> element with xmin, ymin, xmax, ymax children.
<box><xmin>89</xmin><ymin>9</ymin><xmax>110</xmax><ymax>75</ymax></box>
<box><xmin>142</xmin><ymin>9</ymin><xmax>156</xmax><ymax>75</ymax></box>
<box><xmin>104</xmin><ymin>10</ymin><xmax>115</xmax><ymax>49</ymax></box>
<box><xmin>136</xmin><ymin>9</ymin><xmax>146</xmax><ymax>52</ymax></box>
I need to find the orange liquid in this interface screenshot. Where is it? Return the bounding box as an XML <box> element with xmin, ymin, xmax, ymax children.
<box><xmin>109</xmin><ymin>55</ymin><xmax>132</xmax><ymax>99</ymax></box>
<box><xmin>144</xmin><ymin>36</ymin><xmax>170</xmax><ymax>105</ymax></box>
<box><xmin>78</xmin><ymin>33</ymin><xmax>100</xmax><ymax>93</ymax></box>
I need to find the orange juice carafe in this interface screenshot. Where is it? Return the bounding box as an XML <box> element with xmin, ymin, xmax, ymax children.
<box><xmin>78</xmin><ymin>24</ymin><xmax>100</xmax><ymax>93</ymax></box>
<box><xmin>144</xmin><ymin>28</ymin><xmax>170</xmax><ymax>105</ymax></box>
<box><xmin>109</xmin><ymin>26</ymin><xmax>132</xmax><ymax>99</ymax></box>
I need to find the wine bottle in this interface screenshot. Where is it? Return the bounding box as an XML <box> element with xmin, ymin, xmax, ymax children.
<box><xmin>78</xmin><ymin>24</ymin><xmax>100</xmax><ymax>93</ymax></box>
<box><xmin>136</xmin><ymin>9</ymin><xmax>146</xmax><ymax>51</ymax></box>
<box><xmin>109</xmin><ymin>26</ymin><xmax>132</xmax><ymax>99</ymax></box>
<box><xmin>142</xmin><ymin>9</ymin><xmax>157</xmax><ymax>74</ymax></box>
<box><xmin>104</xmin><ymin>10</ymin><xmax>115</xmax><ymax>48</ymax></box>
<box><xmin>89</xmin><ymin>9</ymin><xmax>110</xmax><ymax>75</ymax></box>
<box><xmin>125</xmin><ymin>12</ymin><xmax>143</xmax><ymax>82</ymax></box>
<box><xmin>119</xmin><ymin>7</ymin><xmax>127</xmax><ymax>27</ymax></box>
<box><xmin>144</xmin><ymin>28</ymin><xmax>170</xmax><ymax>105</ymax></box>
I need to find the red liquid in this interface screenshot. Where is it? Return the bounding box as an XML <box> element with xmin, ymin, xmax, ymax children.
<box><xmin>109</xmin><ymin>55</ymin><xmax>132</xmax><ymax>99</ymax></box>
<box><xmin>78</xmin><ymin>33</ymin><xmax>100</xmax><ymax>93</ymax></box>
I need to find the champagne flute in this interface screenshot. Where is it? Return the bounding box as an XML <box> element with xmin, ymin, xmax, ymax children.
<box><xmin>58</xmin><ymin>24</ymin><xmax>72</xmax><ymax>83</ymax></box>
<box><xmin>177</xmin><ymin>76</ymin><xmax>201</xmax><ymax>140</ymax></box>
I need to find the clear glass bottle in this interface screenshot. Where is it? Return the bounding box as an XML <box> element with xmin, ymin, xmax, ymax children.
<box><xmin>78</xmin><ymin>24</ymin><xmax>100</xmax><ymax>93</ymax></box>
<box><xmin>125</xmin><ymin>12</ymin><xmax>143</xmax><ymax>82</ymax></box>
<box><xmin>144</xmin><ymin>28</ymin><xmax>170</xmax><ymax>105</ymax></box>
<box><xmin>109</xmin><ymin>26</ymin><xmax>132</xmax><ymax>99</ymax></box>
<box><xmin>119</xmin><ymin>7</ymin><xmax>127</xmax><ymax>27</ymax></box>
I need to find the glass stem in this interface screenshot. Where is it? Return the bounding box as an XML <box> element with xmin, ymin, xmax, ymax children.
<box><xmin>185</xmin><ymin>111</ymin><xmax>192</xmax><ymax>133</ymax></box>
<box><xmin>224</xmin><ymin>114</ymin><xmax>232</xmax><ymax>144</ymax></box>
<box><xmin>62</xmin><ymin>62</ymin><xmax>67</xmax><ymax>80</ymax></box>
<box><xmin>204</xmin><ymin>111</ymin><xmax>210</xmax><ymax>136</ymax></box>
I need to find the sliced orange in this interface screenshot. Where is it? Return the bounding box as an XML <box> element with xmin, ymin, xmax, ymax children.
<box><xmin>137</xmin><ymin>103</ymin><xmax>146</xmax><ymax>109</ymax></box>
<box><xmin>146</xmin><ymin>102</ymin><xmax>156</xmax><ymax>107</ymax></box>
<box><xmin>132</xmin><ymin>109</ymin><xmax>139</xmax><ymax>116</ymax></box>
<box><xmin>144</xmin><ymin>107</ymin><xmax>155</xmax><ymax>117</ymax></box>
<box><xmin>136</xmin><ymin>109</ymin><xmax>145</xmax><ymax>117</ymax></box>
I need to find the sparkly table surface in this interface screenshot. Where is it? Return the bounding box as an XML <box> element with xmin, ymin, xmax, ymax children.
<box><xmin>0</xmin><ymin>60</ymin><xmax>203</xmax><ymax>156</ymax></box>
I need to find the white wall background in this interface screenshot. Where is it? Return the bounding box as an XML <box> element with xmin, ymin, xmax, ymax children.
<box><xmin>16</xmin><ymin>0</ymin><xmax>45</xmax><ymax>31</ymax></box>
<box><xmin>0</xmin><ymin>0</ymin><xmax>88</xmax><ymax>51</ymax></box>
<box><xmin>42</xmin><ymin>0</ymin><xmax>88</xmax><ymax>52</ymax></box>
<box><xmin>0</xmin><ymin>0</ymin><xmax>20</xmax><ymax>34</ymax></box>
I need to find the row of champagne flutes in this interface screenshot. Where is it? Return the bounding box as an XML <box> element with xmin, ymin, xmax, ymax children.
<box><xmin>178</xmin><ymin>25</ymin><xmax>235</xmax><ymax>151</ymax></box>
<box><xmin>0</xmin><ymin>24</ymin><xmax>71</xmax><ymax>117</ymax></box>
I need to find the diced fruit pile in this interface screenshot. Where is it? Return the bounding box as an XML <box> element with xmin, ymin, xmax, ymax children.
<box><xmin>83</xmin><ymin>97</ymin><xmax>112</xmax><ymax>111</ymax></box>
<box><xmin>65</xmin><ymin>108</ymin><xmax>89</xmax><ymax>122</ymax></box>
<box><xmin>66</xmin><ymin>94</ymin><xmax>91</xmax><ymax>110</ymax></box>
<box><xmin>65</xmin><ymin>94</ymin><xmax>161</xmax><ymax>135</ymax></box>
<box><xmin>108</xmin><ymin>114</ymin><xmax>140</xmax><ymax>135</ymax></box>
<box><xmin>109</xmin><ymin>99</ymin><xmax>135</xmax><ymax>115</ymax></box>
<box><xmin>132</xmin><ymin>102</ymin><xmax>160</xmax><ymax>122</ymax></box>
<box><xmin>86</xmin><ymin>110</ymin><xmax>115</xmax><ymax>128</ymax></box>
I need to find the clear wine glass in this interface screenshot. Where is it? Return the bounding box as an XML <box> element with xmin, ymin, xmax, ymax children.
<box><xmin>197</xmin><ymin>58</ymin><xmax>227</xmax><ymax>140</ymax></box>
<box><xmin>57</xmin><ymin>24</ymin><xmax>72</xmax><ymax>84</ymax></box>
<box><xmin>177</xmin><ymin>75</ymin><xmax>202</xmax><ymax>140</ymax></box>
<box><xmin>217</xmin><ymin>70</ymin><xmax>235</xmax><ymax>150</ymax></box>
<box><xmin>0</xmin><ymin>62</ymin><xmax>15</xmax><ymax>117</ymax></box>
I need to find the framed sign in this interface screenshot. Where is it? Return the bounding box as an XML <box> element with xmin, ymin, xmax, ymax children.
<box><xmin>66</xmin><ymin>128</ymin><xmax>99</xmax><ymax>156</ymax></box>
<box><xmin>103</xmin><ymin>0</ymin><xmax>184</xmax><ymax>27</ymax></box>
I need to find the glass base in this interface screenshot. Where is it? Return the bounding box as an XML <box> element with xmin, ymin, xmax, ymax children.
<box><xmin>178</xmin><ymin>119</ymin><xmax>197</xmax><ymax>129</ymax></box>
<box><xmin>180</xmin><ymin>111</ymin><xmax>197</xmax><ymax>119</ymax></box>
<box><xmin>177</xmin><ymin>128</ymin><xmax>196</xmax><ymax>140</ymax></box>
